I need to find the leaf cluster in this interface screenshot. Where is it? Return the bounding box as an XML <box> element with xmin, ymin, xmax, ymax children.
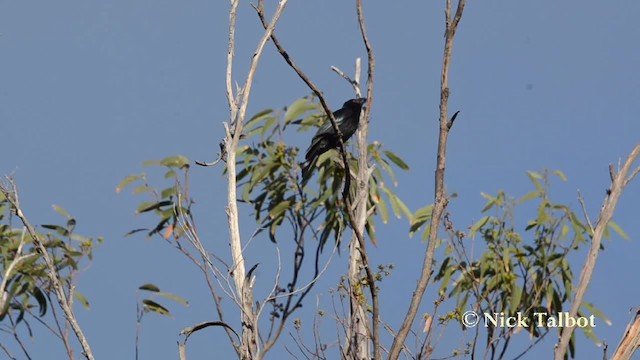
<box><xmin>434</xmin><ymin>170</ymin><xmax>616</xmax><ymax>359</ymax></box>
<box><xmin>117</xmin><ymin>155</ymin><xmax>192</xmax><ymax>241</ymax></box>
<box><xmin>0</xmin><ymin>201</ymin><xmax>100</xmax><ymax>325</ymax></box>
<box><xmin>237</xmin><ymin>96</ymin><xmax>411</xmax><ymax>248</ymax></box>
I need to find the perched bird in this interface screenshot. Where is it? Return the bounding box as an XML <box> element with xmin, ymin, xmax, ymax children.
<box><xmin>301</xmin><ymin>98</ymin><xmax>366</xmax><ymax>181</ymax></box>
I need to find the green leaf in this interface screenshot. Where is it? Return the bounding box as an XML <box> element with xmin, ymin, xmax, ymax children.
<box><xmin>116</xmin><ymin>174</ymin><xmax>144</xmax><ymax>193</ymax></box>
<box><xmin>480</xmin><ymin>192</ymin><xmax>498</xmax><ymax>212</ymax></box>
<box><xmin>377</xmin><ymin>156</ymin><xmax>398</xmax><ymax>187</ymax></box>
<box><xmin>527</xmin><ymin>170</ymin><xmax>542</xmax><ymax>179</ymax></box>
<box><xmin>436</xmin><ymin>257</ymin><xmax>453</xmax><ymax>295</ymax></box>
<box><xmin>41</xmin><ymin>224</ymin><xmax>69</xmax><ymax>237</ymax></box>
<box><xmin>409</xmin><ymin>205</ymin><xmax>433</xmax><ymax>238</ymax></box>
<box><xmin>284</xmin><ymin>98</ymin><xmax>318</xmax><ymax>124</ymax></box>
<box><xmin>560</xmin><ymin>224</ymin><xmax>570</xmax><ymax>240</ymax></box>
<box><xmin>249</xmin><ymin>160</ymin><xmax>277</xmax><ymax>190</ymax></box>
<box><xmin>269</xmin><ymin>200</ymin><xmax>292</xmax><ymax>220</ymax></box>
<box><xmin>161</xmin><ymin>186</ymin><xmax>177</xmax><ymax>199</ymax></box>
<box><xmin>581</xmin><ymin>301</ymin><xmax>612</xmax><ymax>326</ymax></box>
<box><xmin>141</xmin><ymin>160</ymin><xmax>162</xmax><ymax>167</ymax></box>
<box><xmin>607</xmin><ymin>220</ymin><xmax>629</xmax><ymax>240</ymax></box>
<box><xmin>469</xmin><ymin>216</ymin><xmax>491</xmax><ymax>238</ymax></box>
<box><xmin>519</xmin><ymin>191</ymin><xmax>539</xmax><ymax>204</ymax></box>
<box><xmin>164</xmin><ymin>170</ymin><xmax>178</xmax><ymax>179</ymax></box>
<box><xmin>52</xmin><ymin>205</ymin><xmax>71</xmax><ymax>219</ymax></box>
<box><xmin>382</xmin><ymin>188</ymin><xmax>411</xmax><ymax>220</ymax></box>
<box><xmin>245</xmin><ymin>109</ymin><xmax>274</xmax><ymax>130</ymax></box>
<box><xmin>553</xmin><ymin>170</ymin><xmax>568</xmax><ymax>181</ymax></box>
<box><xmin>160</xmin><ymin>155</ymin><xmax>189</xmax><ymax>168</ymax></box>
<box><xmin>527</xmin><ymin>171</ymin><xmax>544</xmax><ymax>193</ymax></box>
<box><xmin>74</xmin><ymin>290</ymin><xmax>91</xmax><ymax>310</ymax></box>
<box><xmin>395</xmin><ymin>196</ymin><xmax>412</xmax><ymax>219</ymax></box>
<box><xmin>142</xmin><ymin>299</ymin><xmax>171</xmax><ymax>317</ymax></box>
<box><xmin>261</xmin><ymin>116</ymin><xmax>277</xmax><ymax>137</ymax></box>
<box><xmin>125</xmin><ymin>228</ymin><xmax>149</xmax><ymax>237</ymax></box>
<box><xmin>32</xmin><ymin>286</ymin><xmax>48</xmax><ymax>317</ymax></box>
<box><xmin>383</xmin><ymin>150</ymin><xmax>410</xmax><ymax>171</ymax></box>
<box><xmin>139</xmin><ymin>284</ymin><xmax>161</xmax><ymax>292</ymax></box>
<box><xmin>157</xmin><ymin>292</ymin><xmax>189</xmax><ymax>307</ymax></box>
<box><xmin>137</xmin><ymin>201</ymin><xmax>172</xmax><ymax>214</ymax></box>
<box><xmin>510</xmin><ymin>283</ymin><xmax>522</xmax><ymax>312</ymax></box>
<box><xmin>377</xmin><ymin>194</ymin><xmax>389</xmax><ymax>224</ymax></box>
<box><xmin>133</xmin><ymin>185</ymin><xmax>153</xmax><ymax>195</ymax></box>
<box><xmin>580</xmin><ymin>324</ymin><xmax>601</xmax><ymax>346</ymax></box>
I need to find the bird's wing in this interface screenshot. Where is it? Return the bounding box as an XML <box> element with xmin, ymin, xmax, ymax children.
<box><xmin>306</xmin><ymin>135</ymin><xmax>332</xmax><ymax>160</ymax></box>
<box><xmin>314</xmin><ymin>107</ymin><xmax>347</xmax><ymax>136</ymax></box>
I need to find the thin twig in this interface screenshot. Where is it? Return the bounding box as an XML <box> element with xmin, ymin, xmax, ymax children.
<box><xmin>173</xmin><ymin>202</ymin><xmax>241</xmax><ymax>355</ymax></box>
<box><xmin>577</xmin><ymin>191</ymin><xmax>595</xmax><ymax>233</ymax></box>
<box><xmin>330</xmin><ymin>66</ymin><xmax>359</xmax><ymax>94</ymax></box>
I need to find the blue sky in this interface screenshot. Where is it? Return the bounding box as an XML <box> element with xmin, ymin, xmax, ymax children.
<box><xmin>2</xmin><ymin>1</ymin><xmax>640</xmax><ymax>359</ymax></box>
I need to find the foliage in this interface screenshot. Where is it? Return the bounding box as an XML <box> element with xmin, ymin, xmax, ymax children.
<box><xmin>117</xmin><ymin>97</ymin><xmax>412</xmax><ymax>358</ymax></box>
<box><xmin>116</xmin><ymin>155</ymin><xmax>192</xmax><ymax>242</ymax></box>
<box><xmin>0</xmin><ymin>200</ymin><xmax>101</xmax><ymax>325</ymax></box>
<box><xmin>118</xmin><ymin>97</ymin><xmax>411</xmax><ymax>250</ymax></box>
<box><xmin>431</xmin><ymin>170</ymin><xmax>614</xmax><ymax>359</ymax></box>
<box><xmin>137</xmin><ymin>283</ymin><xmax>189</xmax><ymax>318</ymax></box>
<box><xmin>237</xmin><ymin>96</ymin><xmax>411</xmax><ymax>248</ymax></box>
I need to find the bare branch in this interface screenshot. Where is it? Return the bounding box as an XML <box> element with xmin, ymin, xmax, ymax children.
<box><xmin>330</xmin><ymin>65</ymin><xmax>360</xmax><ymax>95</ymax></box>
<box><xmin>611</xmin><ymin>308</ymin><xmax>640</xmax><ymax>360</ymax></box>
<box><xmin>224</xmin><ymin>1</ymin><xmax>289</xmax><ymax>358</ymax></box>
<box><xmin>388</xmin><ymin>1</ymin><xmax>466</xmax><ymax>359</ymax></box>
<box><xmin>226</xmin><ymin>1</ymin><xmax>239</xmax><ymax>119</ymax></box>
<box><xmin>555</xmin><ymin>144</ymin><xmax>640</xmax><ymax>359</ymax></box>
<box><xmin>349</xmin><ymin>1</ymin><xmax>380</xmax><ymax>358</ymax></box>
<box><xmin>577</xmin><ymin>191</ymin><xmax>595</xmax><ymax>233</ymax></box>
<box><xmin>624</xmin><ymin>165</ymin><xmax>640</xmax><ymax>187</ymax></box>
<box><xmin>609</xmin><ymin>163</ymin><xmax>616</xmax><ymax>182</ymax></box>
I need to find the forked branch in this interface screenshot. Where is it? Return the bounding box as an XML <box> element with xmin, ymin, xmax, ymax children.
<box><xmin>223</xmin><ymin>1</ymin><xmax>289</xmax><ymax>359</ymax></box>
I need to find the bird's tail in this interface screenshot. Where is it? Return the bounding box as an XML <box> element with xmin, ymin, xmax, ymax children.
<box><xmin>301</xmin><ymin>155</ymin><xmax>318</xmax><ymax>183</ymax></box>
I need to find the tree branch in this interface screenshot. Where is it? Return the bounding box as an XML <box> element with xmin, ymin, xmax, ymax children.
<box><xmin>224</xmin><ymin>1</ymin><xmax>289</xmax><ymax>358</ymax></box>
<box><xmin>611</xmin><ymin>308</ymin><xmax>640</xmax><ymax>360</ymax></box>
<box><xmin>388</xmin><ymin>1</ymin><xmax>466</xmax><ymax>359</ymax></box>
<box><xmin>555</xmin><ymin>144</ymin><xmax>640</xmax><ymax>359</ymax></box>
<box><xmin>254</xmin><ymin>2</ymin><xmax>380</xmax><ymax>357</ymax></box>
<box><xmin>353</xmin><ymin>0</ymin><xmax>380</xmax><ymax>358</ymax></box>
<box><xmin>0</xmin><ymin>178</ymin><xmax>95</xmax><ymax>360</ymax></box>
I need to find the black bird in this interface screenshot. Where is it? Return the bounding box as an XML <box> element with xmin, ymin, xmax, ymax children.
<box><xmin>301</xmin><ymin>98</ymin><xmax>366</xmax><ymax>181</ymax></box>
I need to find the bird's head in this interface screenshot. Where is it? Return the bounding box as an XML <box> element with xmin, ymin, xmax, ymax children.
<box><xmin>343</xmin><ymin>98</ymin><xmax>367</xmax><ymax>109</ymax></box>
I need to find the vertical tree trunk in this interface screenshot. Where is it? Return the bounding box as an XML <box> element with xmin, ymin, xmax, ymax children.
<box><xmin>347</xmin><ymin>90</ymin><xmax>373</xmax><ymax>359</ymax></box>
<box><xmin>348</xmin><ymin>239</ymin><xmax>370</xmax><ymax>359</ymax></box>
